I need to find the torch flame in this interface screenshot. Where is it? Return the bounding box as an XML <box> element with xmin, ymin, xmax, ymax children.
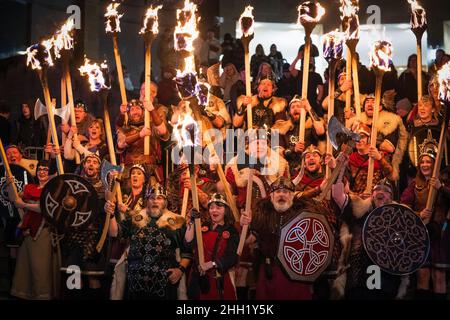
<box><xmin>105</xmin><ymin>2</ymin><xmax>123</xmax><ymax>33</ymax></box>
<box><xmin>322</xmin><ymin>30</ymin><xmax>345</xmax><ymax>61</ymax></box>
<box><xmin>408</xmin><ymin>0</ymin><xmax>427</xmax><ymax>31</ymax></box>
<box><xmin>297</xmin><ymin>1</ymin><xmax>325</xmax><ymax>26</ymax></box>
<box><xmin>438</xmin><ymin>62</ymin><xmax>450</xmax><ymax>103</ymax></box>
<box><xmin>79</xmin><ymin>57</ymin><xmax>110</xmax><ymax>92</ymax></box>
<box><xmin>174</xmin><ymin>0</ymin><xmax>199</xmax><ymax>52</ymax></box>
<box><xmin>26</xmin><ymin>45</ymin><xmax>41</xmax><ymax>70</ymax></box>
<box><xmin>369</xmin><ymin>40</ymin><xmax>393</xmax><ymax>73</ymax></box>
<box><xmin>173</xmin><ymin>108</ymin><xmax>200</xmax><ymax>148</ymax></box>
<box><xmin>140</xmin><ymin>5</ymin><xmax>163</xmax><ymax>35</ymax></box>
<box><xmin>41</xmin><ymin>38</ymin><xmax>55</xmax><ymax>67</ymax></box>
<box><xmin>53</xmin><ymin>18</ymin><xmax>75</xmax><ymax>58</ymax></box>
<box><xmin>339</xmin><ymin>0</ymin><xmax>360</xmax><ymax>40</ymax></box>
<box><xmin>239</xmin><ymin>5</ymin><xmax>255</xmax><ymax>38</ymax></box>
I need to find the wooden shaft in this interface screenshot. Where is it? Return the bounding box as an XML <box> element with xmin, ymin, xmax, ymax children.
<box><xmin>424</xmin><ymin>116</ymin><xmax>447</xmax><ymax>221</ymax></box>
<box><xmin>244</xmin><ymin>47</ymin><xmax>253</xmax><ymax>129</ymax></box>
<box><xmin>417</xmin><ymin>42</ymin><xmax>423</xmax><ymax>101</ymax></box>
<box><xmin>63</xmin><ymin>61</ymin><xmax>80</xmax><ymax>164</ymax></box>
<box><xmin>299</xmin><ymin>34</ymin><xmax>311</xmax><ymax>140</ymax></box>
<box><xmin>237</xmin><ymin>168</ymin><xmax>253</xmax><ymax>255</ymax></box>
<box><xmin>365</xmin><ymin>74</ymin><xmax>383</xmax><ymax>194</ymax></box>
<box><xmin>345</xmin><ymin>47</ymin><xmax>352</xmax><ymax>128</ymax></box>
<box><xmin>299</xmin><ymin>108</ymin><xmax>307</xmax><ymax>142</ymax></box>
<box><xmin>61</xmin><ymin>77</ymin><xmax>66</xmax><ymax>108</ymax></box>
<box><xmin>351</xmin><ymin>56</ymin><xmax>361</xmax><ymax>121</ymax></box>
<box><xmin>103</xmin><ymin>105</ymin><xmax>123</xmax><ymax>204</ymax></box>
<box><xmin>190</xmin><ymin>170</ymin><xmax>204</xmax><ymax>265</ymax></box>
<box><xmin>112</xmin><ymin>33</ymin><xmax>128</xmax><ymax>125</ymax></box>
<box><xmin>144</xmin><ymin>38</ymin><xmax>152</xmax><ymax>155</ymax></box>
<box><xmin>318</xmin><ymin>152</ymin><xmax>348</xmax><ymax>201</ymax></box>
<box><xmin>181</xmin><ymin>169</ymin><xmax>190</xmax><ymax>218</ymax></box>
<box><xmin>39</xmin><ymin>70</ymin><xmax>64</xmax><ymax>174</ymax></box>
<box><xmin>326</xmin><ymin>66</ymin><xmax>336</xmax><ymax>180</ymax></box>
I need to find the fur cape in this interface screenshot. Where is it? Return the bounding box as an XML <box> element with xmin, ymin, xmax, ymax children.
<box><xmin>237</xmin><ymin>95</ymin><xmax>287</xmax><ymax>115</ymax></box>
<box><xmin>348</xmin><ymin>110</ymin><xmax>409</xmax><ymax>181</ymax></box>
<box><xmin>132</xmin><ymin>208</ymin><xmax>185</xmax><ymax>230</ymax></box>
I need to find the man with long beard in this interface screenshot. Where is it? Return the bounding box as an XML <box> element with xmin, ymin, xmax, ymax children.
<box><xmin>240</xmin><ymin>177</ymin><xmax>314</xmax><ymax>300</ymax></box>
<box><xmin>106</xmin><ymin>184</ymin><xmax>191</xmax><ymax>300</ymax></box>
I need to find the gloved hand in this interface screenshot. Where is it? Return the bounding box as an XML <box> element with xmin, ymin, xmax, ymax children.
<box><xmin>189</xmin><ymin>208</ymin><xmax>201</xmax><ymax>224</ymax></box>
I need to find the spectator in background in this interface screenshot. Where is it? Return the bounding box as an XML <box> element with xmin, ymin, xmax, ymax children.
<box><xmin>221</xmin><ymin>33</ymin><xmax>235</xmax><ymax>65</ymax></box>
<box><xmin>250</xmin><ymin>44</ymin><xmax>270</xmax><ymax>81</ymax></box>
<box><xmin>0</xmin><ymin>101</ymin><xmax>11</xmax><ymax>145</ymax></box>
<box><xmin>11</xmin><ymin>102</ymin><xmax>45</xmax><ymax>149</ymax></box>
<box><xmin>276</xmin><ymin>63</ymin><xmax>296</xmax><ymax>102</ymax></box>
<box><xmin>157</xmin><ymin>67</ymin><xmax>179</xmax><ymax>107</ymax></box>
<box><xmin>428</xmin><ymin>49</ymin><xmax>446</xmax><ymax>77</ymax></box>
<box><xmin>252</xmin><ymin>62</ymin><xmax>277</xmax><ymax>93</ymax></box>
<box><xmin>220</xmin><ymin>62</ymin><xmax>241</xmax><ymax>102</ymax></box>
<box><xmin>231</xmin><ymin>39</ymin><xmax>245</xmax><ymax>73</ymax></box>
<box><xmin>268</xmin><ymin>44</ymin><xmax>284</xmax><ymax>80</ymax></box>
<box><xmin>398</xmin><ymin>54</ymin><xmax>429</xmax><ymax>104</ymax></box>
<box><xmin>205</xmin><ymin>29</ymin><xmax>221</xmax><ymax>66</ymax></box>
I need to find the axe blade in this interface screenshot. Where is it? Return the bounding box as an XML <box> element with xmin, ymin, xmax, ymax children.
<box><xmin>327</xmin><ymin>116</ymin><xmax>360</xmax><ymax>150</ymax></box>
<box><xmin>100</xmin><ymin>159</ymin><xmax>123</xmax><ymax>189</ymax></box>
<box><xmin>34</xmin><ymin>99</ymin><xmax>48</xmax><ymax>121</ymax></box>
<box><xmin>54</xmin><ymin>103</ymin><xmax>71</xmax><ymax>123</ymax></box>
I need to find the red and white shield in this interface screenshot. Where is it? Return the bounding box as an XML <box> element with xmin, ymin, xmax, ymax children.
<box><xmin>277</xmin><ymin>211</ymin><xmax>334</xmax><ymax>282</ymax></box>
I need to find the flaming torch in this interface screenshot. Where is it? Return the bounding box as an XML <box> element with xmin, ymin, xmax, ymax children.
<box><xmin>105</xmin><ymin>1</ymin><xmax>128</xmax><ymax>123</ymax></box>
<box><xmin>79</xmin><ymin>57</ymin><xmax>122</xmax><ymax>204</ymax></box>
<box><xmin>53</xmin><ymin>18</ymin><xmax>79</xmax><ymax>163</ymax></box>
<box><xmin>173</xmin><ymin>107</ymin><xmax>205</xmax><ymax>265</ymax></box>
<box><xmin>26</xmin><ymin>41</ymin><xmax>64</xmax><ymax>174</ymax></box>
<box><xmin>340</xmin><ymin>0</ymin><xmax>361</xmax><ymax>122</ymax></box>
<box><xmin>408</xmin><ymin>0</ymin><xmax>427</xmax><ymax>101</ymax></box>
<box><xmin>424</xmin><ymin>62</ymin><xmax>450</xmax><ymax>223</ymax></box>
<box><xmin>323</xmin><ymin>30</ymin><xmax>345</xmax><ymax>180</ymax></box>
<box><xmin>297</xmin><ymin>1</ymin><xmax>325</xmax><ymax>142</ymax></box>
<box><xmin>365</xmin><ymin>41</ymin><xmax>393</xmax><ymax>194</ymax></box>
<box><xmin>239</xmin><ymin>5</ymin><xmax>255</xmax><ymax>129</ymax></box>
<box><xmin>140</xmin><ymin>4</ymin><xmax>163</xmax><ymax>156</ymax></box>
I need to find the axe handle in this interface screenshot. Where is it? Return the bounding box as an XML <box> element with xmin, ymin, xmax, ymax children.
<box><xmin>237</xmin><ymin>169</ymin><xmax>253</xmax><ymax>255</ymax></box>
<box><xmin>96</xmin><ymin>180</ymin><xmax>119</xmax><ymax>253</ymax></box>
<box><xmin>344</xmin><ymin>47</ymin><xmax>352</xmax><ymax>128</ymax></box>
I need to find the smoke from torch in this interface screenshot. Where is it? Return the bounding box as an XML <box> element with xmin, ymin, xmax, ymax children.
<box><xmin>438</xmin><ymin>62</ymin><xmax>450</xmax><ymax>103</ymax></box>
<box><xmin>322</xmin><ymin>30</ymin><xmax>345</xmax><ymax>61</ymax></box>
<box><xmin>340</xmin><ymin>0</ymin><xmax>360</xmax><ymax>40</ymax></box>
<box><xmin>79</xmin><ymin>57</ymin><xmax>110</xmax><ymax>92</ymax></box>
<box><xmin>239</xmin><ymin>5</ymin><xmax>255</xmax><ymax>38</ymax></box>
<box><xmin>369</xmin><ymin>40</ymin><xmax>393</xmax><ymax>73</ymax></box>
<box><xmin>105</xmin><ymin>2</ymin><xmax>123</xmax><ymax>33</ymax></box>
<box><xmin>140</xmin><ymin>5</ymin><xmax>163</xmax><ymax>35</ymax></box>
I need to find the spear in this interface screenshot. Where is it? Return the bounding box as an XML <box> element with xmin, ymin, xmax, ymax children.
<box><xmin>297</xmin><ymin>1</ymin><xmax>325</xmax><ymax>141</ymax></box>
<box><xmin>365</xmin><ymin>41</ymin><xmax>393</xmax><ymax>194</ymax></box>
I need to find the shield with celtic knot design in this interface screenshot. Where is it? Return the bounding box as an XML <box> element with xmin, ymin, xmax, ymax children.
<box><xmin>363</xmin><ymin>204</ymin><xmax>430</xmax><ymax>275</ymax></box>
<box><xmin>277</xmin><ymin>211</ymin><xmax>334</xmax><ymax>281</ymax></box>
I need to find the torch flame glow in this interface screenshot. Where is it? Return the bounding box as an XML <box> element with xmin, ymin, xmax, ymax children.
<box><xmin>26</xmin><ymin>45</ymin><xmax>41</xmax><ymax>70</ymax></box>
<box><xmin>408</xmin><ymin>0</ymin><xmax>427</xmax><ymax>31</ymax></box>
<box><xmin>174</xmin><ymin>0</ymin><xmax>199</xmax><ymax>52</ymax></box>
<box><xmin>173</xmin><ymin>107</ymin><xmax>200</xmax><ymax>148</ymax></box>
<box><xmin>105</xmin><ymin>2</ymin><xmax>123</xmax><ymax>33</ymax></box>
<box><xmin>438</xmin><ymin>62</ymin><xmax>450</xmax><ymax>103</ymax></box>
<box><xmin>322</xmin><ymin>30</ymin><xmax>345</xmax><ymax>61</ymax></box>
<box><xmin>297</xmin><ymin>1</ymin><xmax>325</xmax><ymax>26</ymax></box>
<box><xmin>369</xmin><ymin>41</ymin><xmax>393</xmax><ymax>73</ymax></box>
<box><xmin>41</xmin><ymin>38</ymin><xmax>55</xmax><ymax>67</ymax></box>
<box><xmin>239</xmin><ymin>5</ymin><xmax>255</xmax><ymax>38</ymax></box>
<box><xmin>140</xmin><ymin>5</ymin><xmax>163</xmax><ymax>35</ymax></box>
<box><xmin>53</xmin><ymin>18</ymin><xmax>75</xmax><ymax>58</ymax></box>
<box><xmin>339</xmin><ymin>0</ymin><xmax>360</xmax><ymax>40</ymax></box>
<box><xmin>79</xmin><ymin>57</ymin><xmax>110</xmax><ymax>92</ymax></box>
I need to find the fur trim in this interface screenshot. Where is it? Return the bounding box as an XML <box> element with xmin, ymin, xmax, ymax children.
<box><xmin>225</xmin><ymin>151</ymin><xmax>289</xmax><ymax>188</ymax></box>
<box><xmin>206</xmin><ymin>95</ymin><xmax>231</xmax><ymax>124</ymax></box>
<box><xmin>236</xmin><ymin>95</ymin><xmax>286</xmax><ymax>115</ymax></box>
<box><xmin>272</xmin><ymin>119</ymin><xmax>293</xmax><ymax>135</ymax></box>
<box><xmin>349</xmin><ymin>194</ymin><xmax>373</xmax><ymax>219</ymax></box>
<box><xmin>156</xmin><ymin>210</ymin><xmax>185</xmax><ymax>230</ymax></box>
<box><xmin>330</xmin><ymin>223</ymin><xmax>352</xmax><ymax>300</ymax></box>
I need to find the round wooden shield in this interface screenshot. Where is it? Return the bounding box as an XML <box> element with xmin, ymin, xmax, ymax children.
<box><xmin>277</xmin><ymin>211</ymin><xmax>334</xmax><ymax>282</ymax></box>
<box><xmin>363</xmin><ymin>203</ymin><xmax>430</xmax><ymax>275</ymax></box>
<box><xmin>40</xmin><ymin>174</ymin><xmax>99</xmax><ymax>232</ymax></box>
<box><xmin>0</xmin><ymin>164</ymin><xmax>36</xmax><ymax>216</ymax></box>
<box><xmin>408</xmin><ymin>127</ymin><xmax>440</xmax><ymax>167</ymax></box>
